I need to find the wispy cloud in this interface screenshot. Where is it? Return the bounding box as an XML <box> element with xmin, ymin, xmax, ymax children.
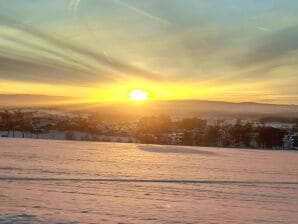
<box><xmin>0</xmin><ymin>15</ymin><xmax>162</xmax><ymax>83</ymax></box>
<box><xmin>237</xmin><ymin>25</ymin><xmax>298</xmax><ymax>68</ymax></box>
<box><xmin>68</xmin><ymin>0</ymin><xmax>81</xmax><ymax>14</ymax></box>
<box><xmin>0</xmin><ymin>54</ymin><xmax>97</xmax><ymax>85</ymax></box>
<box><xmin>0</xmin><ymin>34</ymin><xmax>94</xmax><ymax>72</ymax></box>
<box><xmin>256</xmin><ymin>26</ymin><xmax>271</xmax><ymax>32</ymax></box>
<box><xmin>112</xmin><ymin>0</ymin><xmax>170</xmax><ymax>25</ymax></box>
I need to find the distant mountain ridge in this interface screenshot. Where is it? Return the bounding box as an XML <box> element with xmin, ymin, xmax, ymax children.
<box><xmin>0</xmin><ymin>94</ymin><xmax>79</xmax><ymax>107</ymax></box>
<box><xmin>0</xmin><ymin>94</ymin><xmax>297</xmax><ymax>118</ymax></box>
<box><xmin>126</xmin><ymin>100</ymin><xmax>298</xmax><ymax>118</ymax></box>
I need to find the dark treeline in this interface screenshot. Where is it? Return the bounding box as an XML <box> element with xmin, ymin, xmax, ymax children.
<box><xmin>259</xmin><ymin>117</ymin><xmax>298</xmax><ymax>124</ymax></box>
<box><xmin>136</xmin><ymin>116</ymin><xmax>298</xmax><ymax>150</ymax></box>
<box><xmin>1</xmin><ymin>110</ymin><xmax>297</xmax><ymax>149</ymax></box>
<box><xmin>1</xmin><ymin>110</ymin><xmax>137</xmax><ymax>138</ymax></box>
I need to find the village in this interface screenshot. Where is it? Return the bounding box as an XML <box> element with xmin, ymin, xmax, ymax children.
<box><xmin>0</xmin><ymin>109</ymin><xmax>297</xmax><ymax>150</ymax></box>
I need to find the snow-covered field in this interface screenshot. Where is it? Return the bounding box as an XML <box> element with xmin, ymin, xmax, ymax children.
<box><xmin>0</xmin><ymin>138</ymin><xmax>297</xmax><ymax>223</ymax></box>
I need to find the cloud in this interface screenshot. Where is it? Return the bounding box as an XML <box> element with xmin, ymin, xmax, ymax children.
<box><xmin>0</xmin><ymin>56</ymin><xmax>80</xmax><ymax>83</ymax></box>
<box><xmin>140</xmin><ymin>25</ymin><xmax>230</xmax><ymax>80</ymax></box>
<box><xmin>0</xmin><ymin>34</ymin><xmax>95</xmax><ymax>72</ymax></box>
<box><xmin>68</xmin><ymin>0</ymin><xmax>81</xmax><ymax>14</ymax></box>
<box><xmin>256</xmin><ymin>26</ymin><xmax>271</xmax><ymax>32</ymax></box>
<box><xmin>112</xmin><ymin>0</ymin><xmax>170</xmax><ymax>25</ymax></box>
<box><xmin>237</xmin><ymin>24</ymin><xmax>298</xmax><ymax>68</ymax></box>
<box><xmin>0</xmin><ymin>15</ymin><xmax>162</xmax><ymax>84</ymax></box>
<box><xmin>0</xmin><ymin>55</ymin><xmax>97</xmax><ymax>85</ymax></box>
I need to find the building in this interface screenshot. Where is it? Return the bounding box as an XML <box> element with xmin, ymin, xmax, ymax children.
<box><xmin>282</xmin><ymin>134</ymin><xmax>295</xmax><ymax>150</ymax></box>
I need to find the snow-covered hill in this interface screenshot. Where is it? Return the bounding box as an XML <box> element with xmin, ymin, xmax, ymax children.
<box><xmin>0</xmin><ymin>138</ymin><xmax>297</xmax><ymax>223</ymax></box>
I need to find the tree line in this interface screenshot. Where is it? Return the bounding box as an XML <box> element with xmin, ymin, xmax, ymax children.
<box><xmin>136</xmin><ymin>115</ymin><xmax>298</xmax><ymax>149</ymax></box>
<box><xmin>1</xmin><ymin>111</ymin><xmax>297</xmax><ymax>149</ymax></box>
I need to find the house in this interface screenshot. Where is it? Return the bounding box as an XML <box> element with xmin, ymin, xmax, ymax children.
<box><xmin>265</xmin><ymin>122</ymin><xmax>295</xmax><ymax>130</ymax></box>
<box><xmin>282</xmin><ymin>134</ymin><xmax>295</xmax><ymax>150</ymax></box>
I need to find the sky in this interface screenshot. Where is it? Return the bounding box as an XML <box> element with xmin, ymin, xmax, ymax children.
<box><xmin>0</xmin><ymin>0</ymin><xmax>298</xmax><ymax>104</ymax></box>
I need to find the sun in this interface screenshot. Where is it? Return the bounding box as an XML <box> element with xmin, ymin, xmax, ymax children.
<box><xmin>129</xmin><ymin>89</ymin><xmax>149</xmax><ymax>101</ymax></box>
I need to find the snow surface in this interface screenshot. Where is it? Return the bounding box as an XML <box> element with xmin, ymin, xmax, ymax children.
<box><xmin>0</xmin><ymin>138</ymin><xmax>297</xmax><ymax>223</ymax></box>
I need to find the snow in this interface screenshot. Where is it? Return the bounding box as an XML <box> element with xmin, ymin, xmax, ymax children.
<box><xmin>0</xmin><ymin>138</ymin><xmax>297</xmax><ymax>223</ymax></box>
<box><xmin>0</xmin><ymin>131</ymin><xmax>134</xmax><ymax>143</ymax></box>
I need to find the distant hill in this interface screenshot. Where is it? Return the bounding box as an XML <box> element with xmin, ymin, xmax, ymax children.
<box><xmin>145</xmin><ymin>100</ymin><xmax>298</xmax><ymax>118</ymax></box>
<box><xmin>0</xmin><ymin>94</ymin><xmax>79</xmax><ymax>108</ymax></box>
<box><xmin>1</xmin><ymin>94</ymin><xmax>297</xmax><ymax>119</ymax></box>
<box><xmin>60</xmin><ymin>100</ymin><xmax>298</xmax><ymax>119</ymax></box>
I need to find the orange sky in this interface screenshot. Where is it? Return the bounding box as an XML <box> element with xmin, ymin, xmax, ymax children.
<box><xmin>0</xmin><ymin>0</ymin><xmax>297</xmax><ymax>104</ymax></box>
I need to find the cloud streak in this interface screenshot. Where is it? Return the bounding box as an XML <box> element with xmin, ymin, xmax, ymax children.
<box><xmin>112</xmin><ymin>0</ymin><xmax>171</xmax><ymax>25</ymax></box>
<box><xmin>68</xmin><ymin>0</ymin><xmax>81</xmax><ymax>14</ymax></box>
<box><xmin>0</xmin><ymin>34</ymin><xmax>94</xmax><ymax>72</ymax></box>
<box><xmin>237</xmin><ymin>25</ymin><xmax>298</xmax><ymax>68</ymax></box>
<box><xmin>0</xmin><ymin>55</ymin><xmax>94</xmax><ymax>85</ymax></box>
<box><xmin>0</xmin><ymin>15</ymin><xmax>162</xmax><ymax>84</ymax></box>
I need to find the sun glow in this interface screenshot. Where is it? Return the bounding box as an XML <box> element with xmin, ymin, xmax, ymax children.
<box><xmin>129</xmin><ymin>89</ymin><xmax>149</xmax><ymax>101</ymax></box>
